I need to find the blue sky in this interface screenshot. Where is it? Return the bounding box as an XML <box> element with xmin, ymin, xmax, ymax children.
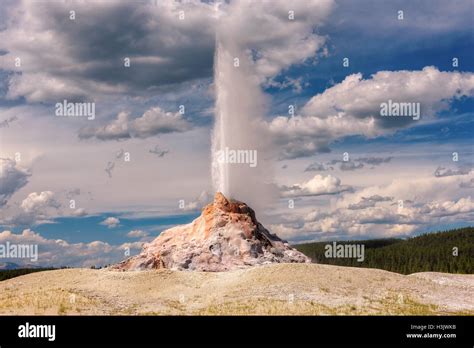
<box><xmin>33</xmin><ymin>213</ymin><xmax>199</xmax><ymax>245</ymax></box>
<box><xmin>0</xmin><ymin>0</ymin><xmax>473</xmax><ymax>267</ymax></box>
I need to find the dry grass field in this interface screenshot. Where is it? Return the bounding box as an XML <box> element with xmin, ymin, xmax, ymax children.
<box><xmin>0</xmin><ymin>263</ymin><xmax>472</xmax><ymax>315</ymax></box>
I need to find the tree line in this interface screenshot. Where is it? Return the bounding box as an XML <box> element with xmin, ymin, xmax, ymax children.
<box><xmin>294</xmin><ymin>227</ymin><xmax>473</xmax><ymax>274</ymax></box>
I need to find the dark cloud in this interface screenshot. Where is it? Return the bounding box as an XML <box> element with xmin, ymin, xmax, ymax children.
<box><xmin>0</xmin><ymin>116</ymin><xmax>17</xmax><ymax>128</ymax></box>
<box><xmin>434</xmin><ymin>165</ymin><xmax>472</xmax><ymax>177</ymax></box>
<box><xmin>0</xmin><ymin>1</ymin><xmax>216</xmax><ymax>102</ymax></box>
<box><xmin>149</xmin><ymin>145</ymin><xmax>169</xmax><ymax>158</ymax></box>
<box><xmin>0</xmin><ymin>158</ymin><xmax>30</xmax><ymax>207</ymax></box>
<box><xmin>304</xmin><ymin>162</ymin><xmax>332</xmax><ymax>172</ymax></box>
<box><xmin>105</xmin><ymin>162</ymin><xmax>115</xmax><ymax>178</ymax></box>
<box><xmin>305</xmin><ymin>156</ymin><xmax>393</xmax><ymax>172</ymax></box>
<box><xmin>356</xmin><ymin>156</ymin><xmax>393</xmax><ymax>165</ymax></box>
<box><xmin>338</xmin><ymin>161</ymin><xmax>364</xmax><ymax>171</ymax></box>
<box><xmin>348</xmin><ymin>195</ymin><xmax>393</xmax><ymax>210</ymax></box>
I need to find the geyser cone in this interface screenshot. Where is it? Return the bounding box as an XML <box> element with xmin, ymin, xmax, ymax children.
<box><xmin>113</xmin><ymin>192</ymin><xmax>310</xmax><ymax>271</ymax></box>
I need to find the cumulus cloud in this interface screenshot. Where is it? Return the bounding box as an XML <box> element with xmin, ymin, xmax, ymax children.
<box><xmin>0</xmin><ymin>0</ymin><xmax>217</xmax><ymax>102</ymax></box>
<box><xmin>269</xmin><ymin>113</ymin><xmax>378</xmax><ymax>159</ymax></box>
<box><xmin>0</xmin><ymin>0</ymin><xmax>334</xmax><ymax>102</ymax></box>
<box><xmin>0</xmin><ymin>158</ymin><xmax>30</xmax><ymax>206</ymax></box>
<box><xmin>426</xmin><ymin>196</ymin><xmax>474</xmax><ymax>217</ymax></box>
<box><xmin>280</xmin><ymin>174</ymin><xmax>351</xmax><ymax>197</ymax></box>
<box><xmin>20</xmin><ymin>191</ymin><xmax>59</xmax><ymax>213</ymax></box>
<box><xmin>80</xmin><ymin>112</ymin><xmax>131</xmax><ymax>141</ymax></box>
<box><xmin>100</xmin><ymin>217</ymin><xmax>120</xmax><ymax>229</ymax></box>
<box><xmin>269</xmin><ymin>67</ymin><xmax>474</xmax><ymax>159</ymax></box>
<box><xmin>0</xmin><ymin>229</ymin><xmax>141</xmax><ymax>267</ymax></box>
<box><xmin>131</xmin><ymin>107</ymin><xmax>192</xmax><ymax>138</ymax></box>
<box><xmin>337</xmin><ymin>171</ymin><xmax>474</xmax><ymax>211</ymax></box>
<box><xmin>2</xmin><ymin>191</ymin><xmax>61</xmax><ymax>226</ymax></box>
<box><xmin>270</xmin><ymin>170</ymin><xmax>474</xmax><ymax>241</ymax></box>
<box><xmin>301</xmin><ymin>66</ymin><xmax>474</xmax><ymax>121</ymax></box>
<box><xmin>127</xmin><ymin>230</ymin><xmax>148</xmax><ymax>238</ymax></box>
<box><xmin>79</xmin><ymin>107</ymin><xmax>192</xmax><ymax>141</ymax></box>
<box><xmin>218</xmin><ymin>0</ymin><xmax>333</xmax><ymax>82</ymax></box>
<box><xmin>271</xmin><ymin>195</ymin><xmax>474</xmax><ymax>241</ymax></box>
<box><xmin>348</xmin><ymin>195</ymin><xmax>393</xmax><ymax>210</ymax></box>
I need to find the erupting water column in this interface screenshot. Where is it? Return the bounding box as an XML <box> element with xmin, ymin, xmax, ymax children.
<box><xmin>211</xmin><ymin>30</ymin><xmax>270</xmax><ymax>206</ymax></box>
<box><xmin>210</xmin><ymin>0</ymin><xmax>279</xmax><ymax>213</ymax></box>
<box><xmin>212</xmin><ymin>40</ymin><xmax>230</xmax><ymax>196</ymax></box>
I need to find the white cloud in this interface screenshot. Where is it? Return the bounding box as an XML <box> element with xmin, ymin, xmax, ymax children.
<box><xmin>1</xmin><ymin>191</ymin><xmax>61</xmax><ymax>226</ymax></box>
<box><xmin>79</xmin><ymin>107</ymin><xmax>192</xmax><ymax>141</ymax></box>
<box><xmin>131</xmin><ymin>107</ymin><xmax>192</xmax><ymax>138</ymax></box>
<box><xmin>268</xmin><ymin>112</ymin><xmax>378</xmax><ymax>159</ymax></box>
<box><xmin>336</xmin><ymin>171</ymin><xmax>474</xmax><ymax>210</ymax></box>
<box><xmin>281</xmin><ymin>174</ymin><xmax>351</xmax><ymax>197</ymax></box>
<box><xmin>219</xmin><ymin>0</ymin><xmax>334</xmax><ymax>82</ymax></box>
<box><xmin>127</xmin><ymin>230</ymin><xmax>148</xmax><ymax>238</ymax></box>
<box><xmin>79</xmin><ymin>111</ymin><xmax>130</xmax><ymax>141</ymax></box>
<box><xmin>20</xmin><ymin>191</ymin><xmax>59</xmax><ymax>213</ymax></box>
<box><xmin>0</xmin><ymin>229</ymin><xmax>141</xmax><ymax>267</ymax></box>
<box><xmin>100</xmin><ymin>217</ymin><xmax>120</xmax><ymax>229</ymax></box>
<box><xmin>269</xmin><ymin>67</ymin><xmax>474</xmax><ymax>159</ymax></box>
<box><xmin>270</xmin><ymin>172</ymin><xmax>474</xmax><ymax>241</ymax></box>
<box><xmin>302</xmin><ymin>66</ymin><xmax>474</xmax><ymax>119</ymax></box>
<box><xmin>427</xmin><ymin>196</ymin><xmax>474</xmax><ymax>217</ymax></box>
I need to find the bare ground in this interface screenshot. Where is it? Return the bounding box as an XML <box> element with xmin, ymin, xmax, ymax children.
<box><xmin>0</xmin><ymin>263</ymin><xmax>472</xmax><ymax>315</ymax></box>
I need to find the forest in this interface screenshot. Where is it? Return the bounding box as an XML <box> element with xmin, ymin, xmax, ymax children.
<box><xmin>294</xmin><ymin>227</ymin><xmax>473</xmax><ymax>274</ymax></box>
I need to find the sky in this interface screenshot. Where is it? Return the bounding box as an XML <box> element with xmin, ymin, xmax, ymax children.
<box><xmin>0</xmin><ymin>0</ymin><xmax>473</xmax><ymax>267</ymax></box>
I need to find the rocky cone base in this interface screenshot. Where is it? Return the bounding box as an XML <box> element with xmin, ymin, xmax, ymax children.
<box><xmin>113</xmin><ymin>192</ymin><xmax>311</xmax><ymax>271</ymax></box>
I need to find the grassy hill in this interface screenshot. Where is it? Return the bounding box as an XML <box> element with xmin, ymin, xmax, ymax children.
<box><xmin>294</xmin><ymin>227</ymin><xmax>473</xmax><ymax>274</ymax></box>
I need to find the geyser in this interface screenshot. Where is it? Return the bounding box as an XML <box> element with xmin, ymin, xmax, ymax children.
<box><xmin>113</xmin><ymin>192</ymin><xmax>310</xmax><ymax>271</ymax></box>
<box><xmin>211</xmin><ymin>34</ymin><xmax>274</xmax><ymax>209</ymax></box>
